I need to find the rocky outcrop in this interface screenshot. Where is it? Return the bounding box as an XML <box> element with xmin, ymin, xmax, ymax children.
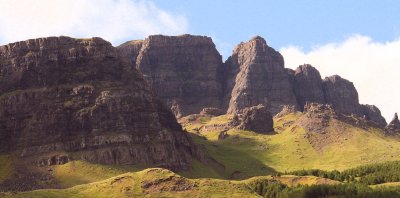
<box><xmin>292</xmin><ymin>64</ymin><xmax>325</xmax><ymax>110</ymax></box>
<box><xmin>386</xmin><ymin>113</ymin><xmax>400</xmax><ymax>133</ymax></box>
<box><xmin>134</xmin><ymin>34</ymin><xmax>224</xmax><ymax>118</ymax></box>
<box><xmin>115</xmin><ymin>35</ymin><xmax>386</xmax><ymax>129</ymax></box>
<box><xmin>200</xmin><ymin>107</ymin><xmax>224</xmax><ymax>116</ymax></box>
<box><xmin>37</xmin><ymin>155</ymin><xmax>71</xmax><ymax>166</ymax></box>
<box><xmin>231</xmin><ymin>105</ymin><xmax>274</xmax><ymax>133</ymax></box>
<box><xmin>321</xmin><ymin>75</ymin><xmax>386</xmax><ymax>126</ymax></box>
<box><xmin>361</xmin><ymin>105</ymin><xmax>387</xmax><ymax>127</ymax></box>
<box><xmin>322</xmin><ymin>75</ymin><xmax>361</xmax><ymax>115</ymax></box>
<box><xmin>0</xmin><ymin>36</ymin><xmax>199</xmax><ymax>171</ymax></box>
<box><xmin>299</xmin><ymin>103</ymin><xmax>337</xmax><ymax>134</ymax></box>
<box><xmin>275</xmin><ymin>105</ymin><xmax>298</xmax><ymax>118</ymax></box>
<box><xmin>225</xmin><ymin>36</ymin><xmax>297</xmax><ymax>115</ymax></box>
<box><xmin>116</xmin><ymin>40</ymin><xmax>143</xmax><ymax>65</ymax></box>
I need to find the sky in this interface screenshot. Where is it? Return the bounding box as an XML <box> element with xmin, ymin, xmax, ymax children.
<box><xmin>0</xmin><ymin>0</ymin><xmax>399</xmax><ymax>122</ymax></box>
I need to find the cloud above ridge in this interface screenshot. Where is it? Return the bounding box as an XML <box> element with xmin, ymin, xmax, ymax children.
<box><xmin>0</xmin><ymin>0</ymin><xmax>187</xmax><ymax>45</ymax></box>
<box><xmin>280</xmin><ymin>35</ymin><xmax>400</xmax><ymax>122</ymax></box>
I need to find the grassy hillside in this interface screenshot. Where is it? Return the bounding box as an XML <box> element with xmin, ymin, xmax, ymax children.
<box><xmin>179</xmin><ymin>112</ymin><xmax>400</xmax><ymax>179</ymax></box>
<box><xmin>5</xmin><ymin>167</ymin><xmax>400</xmax><ymax>198</ymax></box>
<box><xmin>0</xmin><ymin>155</ymin><xmax>12</xmax><ymax>183</ymax></box>
<box><xmin>2</xmin><ymin>167</ymin><xmax>345</xmax><ymax>198</ymax></box>
<box><xmin>3</xmin><ymin>111</ymin><xmax>400</xmax><ymax>196</ymax></box>
<box><xmin>4</xmin><ymin>168</ymin><xmax>260</xmax><ymax>198</ymax></box>
<box><xmin>52</xmin><ymin>161</ymin><xmax>144</xmax><ymax>188</ymax></box>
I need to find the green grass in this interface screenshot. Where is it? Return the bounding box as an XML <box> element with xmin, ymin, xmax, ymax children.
<box><xmin>370</xmin><ymin>182</ymin><xmax>400</xmax><ymax>188</ymax></box>
<box><xmin>7</xmin><ymin>168</ymin><xmax>260</xmax><ymax>198</ymax></box>
<box><xmin>181</xmin><ymin>112</ymin><xmax>400</xmax><ymax>178</ymax></box>
<box><xmin>0</xmin><ymin>155</ymin><xmax>12</xmax><ymax>182</ymax></box>
<box><xmin>52</xmin><ymin>161</ymin><xmax>144</xmax><ymax>188</ymax></box>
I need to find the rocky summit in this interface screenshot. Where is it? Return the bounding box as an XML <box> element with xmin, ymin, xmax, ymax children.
<box><xmin>0</xmin><ymin>36</ymin><xmax>200</xmax><ymax>171</ymax></box>
<box><xmin>225</xmin><ymin>36</ymin><xmax>298</xmax><ymax>115</ymax></box>
<box><xmin>386</xmin><ymin>113</ymin><xmax>400</xmax><ymax>133</ymax></box>
<box><xmin>120</xmin><ymin>34</ymin><xmax>224</xmax><ymax>118</ymax></box>
<box><xmin>119</xmin><ymin>35</ymin><xmax>387</xmax><ymax>129</ymax></box>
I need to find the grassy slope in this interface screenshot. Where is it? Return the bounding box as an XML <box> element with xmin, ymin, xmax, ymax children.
<box><xmin>4</xmin><ymin>167</ymin><xmax>341</xmax><ymax>198</ymax></box>
<box><xmin>52</xmin><ymin>161</ymin><xmax>144</xmax><ymax>188</ymax></box>
<box><xmin>6</xmin><ymin>168</ymin><xmax>260</xmax><ymax>198</ymax></box>
<box><xmin>371</xmin><ymin>182</ymin><xmax>400</xmax><ymax>188</ymax></box>
<box><xmin>0</xmin><ymin>155</ymin><xmax>12</xmax><ymax>182</ymax></box>
<box><xmin>180</xmin><ymin>112</ymin><xmax>400</xmax><ymax>179</ymax></box>
<box><xmin>2</xmin><ymin>112</ymin><xmax>400</xmax><ymax>196</ymax></box>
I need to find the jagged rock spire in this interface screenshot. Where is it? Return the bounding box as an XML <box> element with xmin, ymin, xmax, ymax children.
<box><xmin>388</xmin><ymin>113</ymin><xmax>400</xmax><ymax>128</ymax></box>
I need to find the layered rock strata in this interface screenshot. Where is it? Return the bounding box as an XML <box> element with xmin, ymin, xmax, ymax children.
<box><xmin>225</xmin><ymin>36</ymin><xmax>298</xmax><ymax>115</ymax></box>
<box><xmin>0</xmin><ymin>36</ymin><xmax>199</xmax><ymax>171</ymax></box>
<box><xmin>132</xmin><ymin>34</ymin><xmax>224</xmax><ymax>118</ymax></box>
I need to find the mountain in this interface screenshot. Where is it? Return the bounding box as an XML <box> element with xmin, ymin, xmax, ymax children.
<box><xmin>118</xmin><ymin>35</ymin><xmax>224</xmax><ymax>118</ymax></box>
<box><xmin>0</xmin><ymin>36</ymin><xmax>204</xmax><ymax>191</ymax></box>
<box><xmin>120</xmin><ymin>35</ymin><xmax>388</xmax><ymax>128</ymax></box>
<box><xmin>1</xmin><ymin>34</ymin><xmax>398</xmax><ymax>196</ymax></box>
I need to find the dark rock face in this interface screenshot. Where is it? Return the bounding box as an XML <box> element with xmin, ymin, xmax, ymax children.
<box><xmin>116</xmin><ymin>40</ymin><xmax>143</xmax><ymax>65</ymax></box>
<box><xmin>322</xmin><ymin>75</ymin><xmax>362</xmax><ymax>115</ymax></box>
<box><xmin>115</xmin><ymin>35</ymin><xmax>386</xmax><ymax>129</ymax></box>
<box><xmin>361</xmin><ymin>105</ymin><xmax>387</xmax><ymax>127</ymax></box>
<box><xmin>386</xmin><ymin>113</ymin><xmax>400</xmax><ymax>132</ymax></box>
<box><xmin>0</xmin><ymin>36</ymin><xmax>198</xmax><ymax>171</ymax></box>
<box><xmin>232</xmin><ymin>105</ymin><xmax>274</xmax><ymax>133</ymax></box>
<box><xmin>135</xmin><ymin>34</ymin><xmax>224</xmax><ymax>118</ymax></box>
<box><xmin>37</xmin><ymin>155</ymin><xmax>71</xmax><ymax>166</ymax></box>
<box><xmin>292</xmin><ymin>64</ymin><xmax>325</xmax><ymax>110</ymax></box>
<box><xmin>225</xmin><ymin>36</ymin><xmax>297</xmax><ymax>115</ymax></box>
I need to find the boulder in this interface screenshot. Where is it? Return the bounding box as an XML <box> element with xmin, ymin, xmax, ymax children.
<box><xmin>232</xmin><ymin>105</ymin><xmax>274</xmax><ymax>133</ymax></box>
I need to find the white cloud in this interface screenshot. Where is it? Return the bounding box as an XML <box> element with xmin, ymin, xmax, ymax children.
<box><xmin>0</xmin><ymin>0</ymin><xmax>187</xmax><ymax>45</ymax></box>
<box><xmin>280</xmin><ymin>35</ymin><xmax>400</xmax><ymax>122</ymax></box>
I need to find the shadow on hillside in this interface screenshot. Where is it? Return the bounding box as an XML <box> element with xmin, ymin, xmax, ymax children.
<box><xmin>181</xmin><ymin>133</ymin><xmax>278</xmax><ymax>180</ymax></box>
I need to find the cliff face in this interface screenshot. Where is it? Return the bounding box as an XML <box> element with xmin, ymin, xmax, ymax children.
<box><xmin>361</xmin><ymin>105</ymin><xmax>387</xmax><ymax>127</ymax></box>
<box><xmin>116</xmin><ymin>40</ymin><xmax>143</xmax><ymax>65</ymax></box>
<box><xmin>322</xmin><ymin>75</ymin><xmax>361</xmax><ymax>115</ymax></box>
<box><xmin>292</xmin><ymin>64</ymin><xmax>325</xmax><ymax>110</ymax></box>
<box><xmin>133</xmin><ymin>35</ymin><xmax>224</xmax><ymax>118</ymax></box>
<box><xmin>225</xmin><ymin>36</ymin><xmax>298</xmax><ymax>115</ymax></box>
<box><xmin>117</xmin><ymin>35</ymin><xmax>387</xmax><ymax>128</ymax></box>
<box><xmin>0</xmin><ymin>36</ymin><xmax>198</xmax><ymax>171</ymax></box>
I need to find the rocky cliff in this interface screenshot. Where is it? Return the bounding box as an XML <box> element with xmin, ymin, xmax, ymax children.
<box><xmin>386</xmin><ymin>113</ymin><xmax>400</xmax><ymax>133</ymax></box>
<box><xmin>125</xmin><ymin>34</ymin><xmax>224</xmax><ymax>118</ymax></box>
<box><xmin>0</xmin><ymin>36</ymin><xmax>199</xmax><ymax>171</ymax></box>
<box><xmin>225</xmin><ymin>36</ymin><xmax>298</xmax><ymax>115</ymax></box>
<box><xmin>290</xmin><ymin>64</ymin><xmax>325</xmax><ymax>110</ymax></box>
<box><xmin>117</xmin><ymin>35</ymin><xmax>387</xmax><ymax>128</ymax></box>
<box><xmin>322</xmin><ymin>75</ymin><xmax>361</xmax><ymax>115</ymax></box>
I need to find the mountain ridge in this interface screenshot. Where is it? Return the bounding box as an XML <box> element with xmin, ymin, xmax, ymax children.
<box><xmin>118</xmin><ymin>34</ymin><xmax>389</xmax><ymax>128</ymax></box>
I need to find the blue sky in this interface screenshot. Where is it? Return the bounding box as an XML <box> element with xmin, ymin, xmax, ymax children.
<box><xmin>0</xmin><ymin>0</ymin><xmax>399</xmax><ymax>121</ymax></box>
<box><xmin>153</xmin><ymin>0</ymin><xmax>400</xmax><ymax>57</ymax></box>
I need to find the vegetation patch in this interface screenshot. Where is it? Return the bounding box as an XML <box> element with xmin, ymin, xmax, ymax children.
<box><xmin>0</xmin><ymin>155</ymin><xmax>12</xmax><ymax>182</ymax></box>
